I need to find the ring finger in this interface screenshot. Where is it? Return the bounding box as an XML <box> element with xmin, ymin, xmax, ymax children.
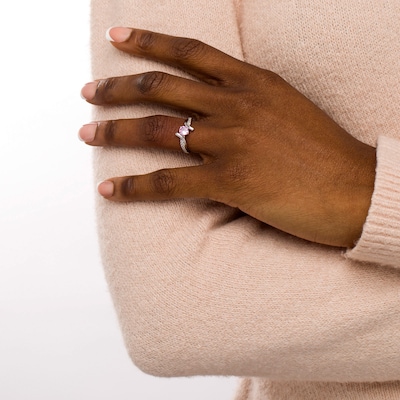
<box><xmin>79</xmin><ymin>115</ymin><xmax>215</xmax><ymax>155</ymax></box>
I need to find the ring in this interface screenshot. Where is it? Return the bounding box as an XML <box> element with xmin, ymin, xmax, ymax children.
<box><xmin>175</xmin><ymin>117</ymin><xmax>194</xmax><ymax>154</ymax></box>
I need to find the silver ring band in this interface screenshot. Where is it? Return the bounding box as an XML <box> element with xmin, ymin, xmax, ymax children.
<box><xmin>175</xmin><ymin>117</ymin><xmax>194</xmax><ymax>154</ymax></box>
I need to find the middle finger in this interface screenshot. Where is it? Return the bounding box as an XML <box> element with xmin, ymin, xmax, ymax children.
<box><xmin>81</xmin><ymin>71</ymin><xmax>223</xmax><ymax>115</ymax></box>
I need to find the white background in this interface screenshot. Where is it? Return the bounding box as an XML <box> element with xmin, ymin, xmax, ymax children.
<box><xmin>0</xmin><ymin>1</ymin><xmax>237</xmax><ymax>399</ymax></box>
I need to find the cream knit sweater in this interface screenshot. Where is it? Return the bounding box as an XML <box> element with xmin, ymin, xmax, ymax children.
<box><xmin>90</xmin><ymin>1</ymin><xmax>400</xmax><ymax>399</ymax></box>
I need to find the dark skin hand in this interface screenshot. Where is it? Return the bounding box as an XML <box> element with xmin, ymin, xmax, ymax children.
<box><xmin>80</xmin><ymin>27</ymin><xmax>376</xmax><ymax>248</ymax></box>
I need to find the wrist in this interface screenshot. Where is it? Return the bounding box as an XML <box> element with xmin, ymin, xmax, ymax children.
<box><xmin>340</xmin><ymin>144</ymin><xmax>376</xmax><ymax>247</ymax></box>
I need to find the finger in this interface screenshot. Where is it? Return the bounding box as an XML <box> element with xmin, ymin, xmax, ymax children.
<box><xmin>81</xmin><ymin>71</ymin><xmax>223</xmax><ymax>114</ymax></box>
<box><xmin>97</xmin><ymin>165</ymin><xmax>212</xmax><ymax>202</ymax></box>
<box><xmin>106</xmin><ymin>27</ymin><xmax>248</xmax><ymax>85</ymax></box>
<box><xmin>79</xmin><ymin>115</ymin><xmax>210</xmax><ymax>154</ymax></box>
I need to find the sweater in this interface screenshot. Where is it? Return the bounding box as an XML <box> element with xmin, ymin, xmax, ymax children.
<box><xmin>89</xmin><ymin>0</ymin><xmax>400</xmax><ymax>399</ymax></box>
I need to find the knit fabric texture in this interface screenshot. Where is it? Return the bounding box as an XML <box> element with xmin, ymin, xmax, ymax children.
<box><xmin>90</xmin><ymin>1</ymin><xmax>400</xmax><ymax>399</ymax></box>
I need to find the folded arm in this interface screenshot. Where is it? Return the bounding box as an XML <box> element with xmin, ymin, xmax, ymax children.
<box><xmin>85</xmin><ymin>0</ymin><xmax>400</xmax><ymax>383</ymax></box>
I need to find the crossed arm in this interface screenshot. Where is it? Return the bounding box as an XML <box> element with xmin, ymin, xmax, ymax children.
<box><xmin>80</xmin><ymin>14</ymin><xmax>400</xmax><ymax>382</ymax></box>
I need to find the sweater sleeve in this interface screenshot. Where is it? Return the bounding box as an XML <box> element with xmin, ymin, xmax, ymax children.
<box><xmin>91</xmin><ymin>0</ymin><xmax>400</xmax><ymax>383</ymax></box>
<box><xmin>347</xmin><ymin>135</ymin><xmax>400</xmax><ymax>268</ymax></box>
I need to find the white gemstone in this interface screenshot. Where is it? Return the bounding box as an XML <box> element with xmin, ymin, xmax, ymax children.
<box><xmin>179</xmin><ymin>125</ymin><xmax>190</xmax><ymax>136</ymax></box>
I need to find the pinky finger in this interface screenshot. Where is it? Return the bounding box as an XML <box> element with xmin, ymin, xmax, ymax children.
<box><xmin>98</xmin><ymin>165</ymin><xmax>211</xmax><ymax>202</ymax></box>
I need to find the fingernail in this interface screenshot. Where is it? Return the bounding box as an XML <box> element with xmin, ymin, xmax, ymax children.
<box><xmin>98</xmin><ymin>181</ymin><xmax>114</xmax><ymax>198</ymax></box>
<box><xmin>80</xmin><ymin>82</ymin><xmax>98</xmax><ymax>101</ymax></box>
<box><xmin>106</xmin><ymin>27</ymin><xmax>132</xmax><ymax>43</ymax></box>
<box><xmin>78</xmin><ymin>123</ymin><xmax>97</xmax><ymax>142</ymax></box>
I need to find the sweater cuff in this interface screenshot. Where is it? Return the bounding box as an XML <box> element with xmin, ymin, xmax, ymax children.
<box><xmin>347</xmin><ymin>136</ymin><xmax>400</xmax><ymax>268</ymax></box>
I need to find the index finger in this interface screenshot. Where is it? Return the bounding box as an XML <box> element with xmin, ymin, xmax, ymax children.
<box><xmin>106</xmin><ymin>27</ymin><xmax>248</xmax><ymax>85</ymax></box>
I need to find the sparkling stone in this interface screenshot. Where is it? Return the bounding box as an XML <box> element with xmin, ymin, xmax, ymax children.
<box><xmin>179</xmin><ymin>125</ymin><xmax>190</xmax><ymax>136</ymax></box>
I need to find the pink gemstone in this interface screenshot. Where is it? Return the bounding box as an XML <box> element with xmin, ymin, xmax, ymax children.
<box><xmin>178</xmin><ymin>125</ymin><xmax>190</xmax><ymax>136</ymax></box>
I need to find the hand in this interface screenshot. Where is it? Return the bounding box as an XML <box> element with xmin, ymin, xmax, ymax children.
<box><xmin>80</xmin><ymin>27</ymin><xmax>376</xmax><ymax>248</ymax></box>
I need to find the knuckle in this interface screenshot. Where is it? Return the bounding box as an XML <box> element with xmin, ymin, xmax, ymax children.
<box><xmin>132</xmin><ymin>30</ymin><xmax>157</xmax><ymax>53</ymax></box>
<box><xmin>140</xmin><ymin>116</ymin><xmax>167</xmax><ymax>144</ymax></box>
<box><xmin>260</xmin><ymin>69</ymin><xmax>284</xmax><ymax>89</ymax></box>
<box><xmin>213</xmin><ymin>159</ymin><xmax>250</xmax><ymax>189</ymax></box>
<box><xmin>171</xmin><ymin>38</ymin><xmax>205</xmax><ymax>60</ymax></box>
<box><xmin>151</xmin><ymin>170</ymin><xmax>176</xmax><ymax>195</ymax></box>
<box><xmin>230</xmin><ymin>91</ymin><xmax>266</xmax><ymax>120</ymax></box>
<box><xmin>98</xmin><ymin>78</ymin><xmax>117</xmax><ymax>102</ymax></box>
<box><xmin>205</xmin><ymin>162</ymin><xmax>248</xmax><ymax>206</ymax></box>
<box><xmin>137</xmin><ymin>71</ymin><xmax>166</xmax><ymax>95</ymax></box>
<box><xmin>103</xmin><ymin>120</ymin><xmax>117</xmax><ymax>144</ymax></box>
<box><xmin>121</xmin><ymin>177</ymin><xmax>135</xmax><ymax>197</ymax></box>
